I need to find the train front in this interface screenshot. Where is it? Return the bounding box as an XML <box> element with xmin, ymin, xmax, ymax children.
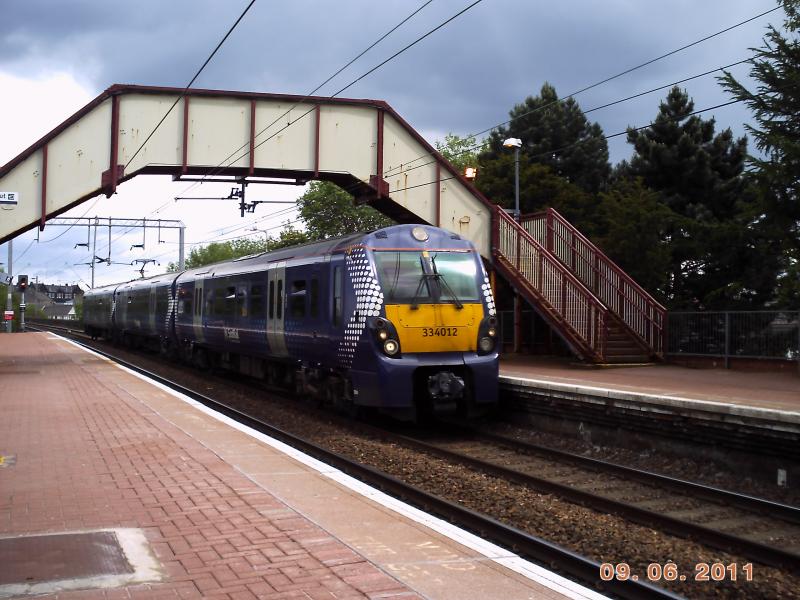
<box><xmin>343</xmin><ymin>224</ymin><xmax>499</xmax><ymax>420</ymax></box>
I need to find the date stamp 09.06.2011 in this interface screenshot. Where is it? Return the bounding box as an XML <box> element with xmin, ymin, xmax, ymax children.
<box><xmin>600</xmin><ymin>562</ymin><xmax>753</xmax><ymax>584</ymax></box>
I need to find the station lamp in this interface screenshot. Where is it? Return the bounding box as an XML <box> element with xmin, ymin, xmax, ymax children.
<box><xmin>503</xmin><ymin>138</ymin><xmax>522</xmax><ymax>221</ymax></box>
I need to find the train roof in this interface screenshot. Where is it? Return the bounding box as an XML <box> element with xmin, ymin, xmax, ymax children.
<box><xmin>84</xmin><ymin>224</ymin><xmax>478</xmax><ymax>291</ymax></box>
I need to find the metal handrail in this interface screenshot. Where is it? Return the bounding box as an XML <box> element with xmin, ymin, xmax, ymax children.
<box><xmin>523</xmin><ymin>208</ymin><xmax>665</xmax><ymax>355</ymax></box>
<box><xmin>493</xmin><ymin>206</ymin><xmax>607</xmax><ymax>361</ymax></box>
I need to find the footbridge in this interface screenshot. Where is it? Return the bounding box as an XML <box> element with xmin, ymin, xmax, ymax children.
<box><xmin>0</xmin><ymin>84</ymin><xmax>664</xmax><ymax>363</ymax></box>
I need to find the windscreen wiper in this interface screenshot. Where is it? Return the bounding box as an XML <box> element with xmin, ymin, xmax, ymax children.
<box><xmin>431</xmin><ymin>255</ymin><xmax>463</xmax><ymax>309</ymax></box>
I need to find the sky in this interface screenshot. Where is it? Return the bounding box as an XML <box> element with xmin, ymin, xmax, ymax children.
<box><xmin>0</xmin><ymin>0</ymin><xmax>783</xmax><ymax>289</ymax></box>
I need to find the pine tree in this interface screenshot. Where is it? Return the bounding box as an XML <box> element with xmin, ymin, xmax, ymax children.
<box><xmin>719</xmin><ymin>0</ymin><xmax>800</xmax><ymax>306</ymax></box>
<box><xmin>621</xmin><ymin>87</ymin><xmax>764</xmax><ymax>308</ymax></box>
<box><xmin>481</xmin><ymin>83</ymin><xmax>610</xmax><ymax>194</ymax></box>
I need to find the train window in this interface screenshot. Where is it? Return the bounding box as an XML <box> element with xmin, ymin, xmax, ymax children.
<box><xmin>276</xmin><ymin>280</ymin><xmax>283</xmax><ymax>319</ymax></box>
<box><xmin>213</xmin><ymin>287</ymin><xmax>226</xmax><ymax>315</ymax></box>
<box><xmin>309</xmin><ymin>278</ymin><xmax>319</xmax><ymax>318</ymax></box>
<box><xmin>251</xmin><ymin>285</ymin><xmax>264</xmax><ymax>318</ymax></box>
<box><xmin>181</xmin><ymin>290</ymin><xmax>192</xmax><ymax>316</ymax></box>
<box><xmin>237</xmin><ymin>286</ymin><xmax>247</xmax><ymax>318</ymax></box>
<box><xmin>268</xmin><ymin>281</ymin><xmax>275</xmax><ymax>319</ymax></box>
<box><xmin>156</xmin><ymin>292</ymin><xmax>168</xmax><ymax>316</ymax></box>
<box><xmin>374</xmin><ymin>251</ymin><xmax>480</xmax><ymax>304</ymax></box>
<box><xmin>290</xmin><ymin>280</ymin><xmax>306</xmax><ymax>319</ymax></box>
<box><xmin>333</xmin><ymin>266</ymin><xmax>343</xmax><ymax>326</ymax></box>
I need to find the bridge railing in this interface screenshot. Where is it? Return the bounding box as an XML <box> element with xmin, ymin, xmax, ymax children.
<box><xmin>493</xmin><ymin>207</ymin><xmax>606</xmax><ymax>361</ymax></box>
<box><xmin>522</xmin><ymin>208</ymin><xmax>665</xmax><ymax>355</ymax></box>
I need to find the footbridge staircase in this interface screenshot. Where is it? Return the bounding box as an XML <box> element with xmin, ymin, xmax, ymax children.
<box><xmin>0</xmin><ymin>84</ymin><xmax>663</xmax><ymax>363</ymax></box>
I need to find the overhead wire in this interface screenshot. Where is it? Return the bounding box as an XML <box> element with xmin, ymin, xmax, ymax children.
<box><xmin>142</xmin><ymin>0</ymin><xmax>481</xmax><ymax>259</ymax></box>
<box><xmin>370</xmin><ymin>84</ymin><xmax>795</xmax><ymax>199</ymax></box>
<box><xmin>114</xmin><ymin>0</ymin><xmax>438</xmax><ymax>255</ymax></box>
<box><xmin>174</xmin><ymin>0</ymin><xmax>437</xmax><ymax>199</ymax></box>
<box><xmin>124</xmin><ymin>0</ymin><xmax>258</xmax><ymax>170</ymax></box>
<box><xmin>221</xmin><ymin>0</ymin><xmax>485</xmax><ymax>174</ymax></box>
<box><xmin>382</xmin><ymin>6</ymin><xmax>781</xmax><ymax>178</ymax></box>
<box><xmin>384</xmin><ymin>57</ymin><xmax>758</xmax><ymax>178</ymax></box>
<box><xmin>103</xmin><ymin>0</ymin><xmax>259</xmax><ymax>246</ymax></box>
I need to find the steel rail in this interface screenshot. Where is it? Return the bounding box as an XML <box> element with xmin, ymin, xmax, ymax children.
<box><xmin>30</xmin><ymin>325</ymin><xmax>679</xmax><ymax>600</ymax></box>
<box><xmin>388</xmin><ymin>426</ymin><xmax>800</xmax><ymax>572</ymax></box>
<box><xmin>449</xmin><ymin>424</ymin><xmax>800</xmax><ymax>525</ymax></box>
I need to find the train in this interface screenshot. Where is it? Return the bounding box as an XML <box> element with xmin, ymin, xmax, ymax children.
<box><xmin>84</xmin><ymin>223</ymin><xmax>499</xmax><ymax>421</ymax></box>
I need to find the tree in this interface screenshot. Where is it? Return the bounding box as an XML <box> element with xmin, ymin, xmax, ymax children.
<box><xmin>435</xmin><ymin>133</ymin><xmax>487</xmax><ymax>174</ymax></box>
<box><xmin>719</xmin><ymin>0</ymin><xmax>800</xmax><ymax>306</ymax></box>
<box><xmin>476</xmin><ymin>154</ymin><xmax>599</xmax><ymax>233</ymax></box>
<box><xmin>480</xmin><ymin>83</ymin><xmax>611</xmax><ymax>194</ymax></box>
<box><xmin>620</xmin><ymin>86</ymin><xmax>764</xmax><ymax>308</ymax></box>
<box><xmin>169</xmin><ymin>238</ymin><xmax>267</xmax><ymax>271</ymax></box>
<box><xmin>593</xmin><ymin>179</ymin><xmax>674</xmax><ymax>300</ymax></box>
<box><xmin>296</xmin><ymin>181</ymin><xmax>393</xmax><ymax>240</ymax></box>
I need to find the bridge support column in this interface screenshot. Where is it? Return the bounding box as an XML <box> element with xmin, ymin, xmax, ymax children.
<box><xmin>513</xmin><ymin>292</ymin><xmax>522</xmax><ymax>353</ymax></box>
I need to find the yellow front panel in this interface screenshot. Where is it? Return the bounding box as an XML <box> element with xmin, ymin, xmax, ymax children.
<box><xmin>384</xmin><ymin>303</ymin><xmax>483</xmax><ymax>353</ymax></box>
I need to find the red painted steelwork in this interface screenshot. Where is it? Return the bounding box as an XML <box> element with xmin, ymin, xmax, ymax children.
<box><xmin>249</xmin><ymin>99</ymin><xmax>256</xmax><ymax>176</ymax></box>
<box><xmin>522</xmin><ymin>207</ymin><xmax>665</xmax><ymax>356</ymax></box>
<box><xmin>102</xmin><ymin>94</ymin><xmax>121</xmax><ymax>198</ymax></box>
<box><xmin>376</xmin><ymin>109</ymin><xmax>384</xmax><ymax>182</ymax></box>
<box><xmin>435</xmin><ymin>162</ymin><xmax>441</xmax><ymax>227</ymax></box>
<box><xmin>493</xmin><ymin>206</ymin><xmax>606</xmax><ymax>362</ymax></box>
<box><xmin>314</xmin><ymin>104</ymin><xmax>320</xmax><ymax>177</ymax></box>
<box><xmin>40</xmin><ymin>145</ymin><xmax>47</xmax><ymax>231</ymax></box>
<box><xmin>182</xmin><ymin>97</ymin><xmax>190</xmax><ymax>175</ymax></box>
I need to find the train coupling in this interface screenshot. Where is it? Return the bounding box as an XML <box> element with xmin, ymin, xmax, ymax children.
<box><xmin>427</xmin><ymin>370</ymin><xmax>465</xmax><ymax>412</ymax></box>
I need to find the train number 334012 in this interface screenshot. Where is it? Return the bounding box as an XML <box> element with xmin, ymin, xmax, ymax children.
<box><xmin>421</xmin><ymin>327</ymin><xmax>458</xmax><ymax>337</ymax></box>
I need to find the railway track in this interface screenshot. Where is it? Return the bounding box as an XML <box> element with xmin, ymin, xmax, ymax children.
<box><xmin>29</xmin><ymin>324</ymin><xmax>678</xmax><ymax>599</ymax></box>
<box><xmin>389</xmin><ymin>422</ymin><xmax>800</xmax><ymax>571</ymax></box>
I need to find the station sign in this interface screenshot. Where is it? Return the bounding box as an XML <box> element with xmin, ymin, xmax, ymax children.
<box><xmin>0</xmin><ymin>192</ymin><xmax>19</xmax><ymax>206</ymax></box>
<box><xmin>3</xmin><ymin>310</ymin><xmax>13</xmax><ymax>321</ymax></box>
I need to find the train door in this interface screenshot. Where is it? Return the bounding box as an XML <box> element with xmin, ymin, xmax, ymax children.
<box><xmin>148</xmin><ymin>284</ymin><xmax>157</xmax><ymax>332</ymax></box>
<box><xmin>193</xmin><ymin>276</ymin><xmax>205</xmax><ymax>343</ymax></box>
<box><xmin>266</xmin><ymin>261</ymin><xmax>288</xmax><ymax>357</ymax></box>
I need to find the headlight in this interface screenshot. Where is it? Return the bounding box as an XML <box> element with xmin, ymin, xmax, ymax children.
<box><xmin>479</xmin><ymin>336</ymin><xmax>494</xmax><ymax>353</ymax></box>
<box><xmin>378</xmin><ymin>329</ymin><xmax>388</xmax><ymax>341</ymax></box>
<box><xmin>383</xmin><ymin>339</ymin><xmax>400</xmax><ymax>355</ymax></box>
<box><xmin>487</xmin><ymin>327</ymin><xmax>497</xmax><ymax>337</ymax></box>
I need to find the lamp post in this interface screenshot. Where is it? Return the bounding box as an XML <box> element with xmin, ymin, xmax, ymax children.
<box><xmin>503</xmin><ymin>137</ymin><xmax>522</xmax><ymax>220</ymax></box>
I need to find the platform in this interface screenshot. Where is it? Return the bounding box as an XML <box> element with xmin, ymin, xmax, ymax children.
<box><xmin>500</xmin><ymin>355</ymin><xmax>800</xmax><ymax>424</ymax></box>
<box><xmin>0</xmin><ymin>333</ymin><xmax>604</xmax><ymax>600</ymax></box>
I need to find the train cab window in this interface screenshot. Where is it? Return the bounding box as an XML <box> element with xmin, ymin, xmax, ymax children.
<box><xmin>268</xmin><ymin>281</ymin><xmax>275</xmax><ymax>319</ymax></box>
<box><xmin>309</xmin><ymin>278</ymin><xmax>319</xmax><ymax>318</ymax></box>
<box><xmin>333</xmin><ymin>266</ymin><xmax>343</xmax><ymax>326</ymax></box>
<box><xmin>276</xmin><ymin>280</ymin><xmax>283</xmax><ymax>319</ymax></box>
<box><xmin>251</xmin><ymin>285</ymin><xmax>264</xmax><ymax>318</ymax></box>
<box><xmin>290</xmin><ymin>280</ymin><xmax>306</xmax><ymax>319</ymax></box>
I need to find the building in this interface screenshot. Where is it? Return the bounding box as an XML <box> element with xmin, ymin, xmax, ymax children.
<box><xmin>32</xmin><ymin>283</ymin><xmax>83</xmax><ymax>304</ymax></box>
<box><xmin>42</xmin><ymin>304</ymin><xmax>77</xmax><ymax>321</ymax></box>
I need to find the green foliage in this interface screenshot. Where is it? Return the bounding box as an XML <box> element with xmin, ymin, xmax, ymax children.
<box><xmin>719</xmin><ymin>0</ymin><xmax>800</xmax><ymax>307</ymax></box>
<box><xmin>476</xmin><ymin>155</ymin><xmax>598</xmax><ymax>231</ymax></box>
<box><xmin>435</xmin><ymin>133</ymin><xmax>487</xmax><ymax>174</ymax></box>
<box><xmin>618</xmin><ymin>86</ymin><xmax>765</xmax><ymax>309</ymax></box>
<box><xmin>297</xmin><ymin>181</ymin><xmax>393</xmax><ymax>240</ymax></box>
<box><xmin>169</xmin><ymin>224</ymin><xmax>312</xmax><ymax>271</ymax></box>
<box><xmin>593</xmin><ymin>179</ymin><xmax>674</xmax><ymax>301</ymax></box>
<box><xmin>480</xmin><ymin>83</ymin><xmax>610</xmax><ymax>194</ymax></box>
<box><xmin>179</xmin><ymin>238</ymin><xmax>267</xmax><ymax>270</ymax></box>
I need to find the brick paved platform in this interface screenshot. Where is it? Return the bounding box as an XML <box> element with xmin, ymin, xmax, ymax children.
<box><xmin>0</xmin><ymin>333</ymin><xmax>603</xmax><ymax>600</ymax></box>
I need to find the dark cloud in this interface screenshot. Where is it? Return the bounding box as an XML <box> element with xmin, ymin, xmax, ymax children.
<box><xmin>0</xmin><ymin>0</ymin><xmax>779</xmax><ymax>161</ymax></box>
